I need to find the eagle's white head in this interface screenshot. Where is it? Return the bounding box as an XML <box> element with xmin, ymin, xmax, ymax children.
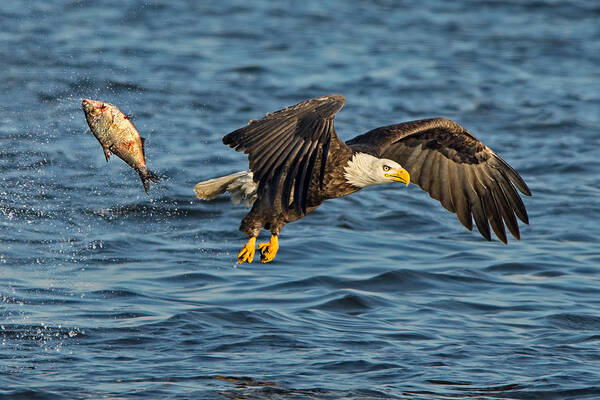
<box><xmin>343</xmin><ymin>152</ymin><xmax>411</xmax><ymax>188</ymax></box>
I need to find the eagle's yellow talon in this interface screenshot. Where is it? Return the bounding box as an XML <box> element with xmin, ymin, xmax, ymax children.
<box><xmin>257</xmin><ymin>243</ymin><xmax>268</xmax><ymax>251</ymax></box>
<box><xmin>258</xmin><ymin>235</ymin><xmax>279</xmax><ymax>263</ymax></box>
<box><xmin>237</xmin><ymin>237</ymin><xmax>256</xmax><ymax>263</ymax></box>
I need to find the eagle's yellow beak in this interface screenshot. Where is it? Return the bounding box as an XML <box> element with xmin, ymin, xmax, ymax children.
<box><xmin>385</xmin><ymin>168</ymin><xmax>410</xmax><ymax>186</ymax></box>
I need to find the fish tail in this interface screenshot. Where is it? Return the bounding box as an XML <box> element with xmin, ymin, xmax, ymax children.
<box><xmin>139</xmin><ymin>168</ymin><xmax>160</xmax><ymax>194</ymax></box>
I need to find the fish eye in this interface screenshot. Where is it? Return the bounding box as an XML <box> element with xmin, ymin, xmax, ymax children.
<box><xmin>383</xmin><ymin>165</ymin><xmax>391</xmax><ymax>171</ymax></box>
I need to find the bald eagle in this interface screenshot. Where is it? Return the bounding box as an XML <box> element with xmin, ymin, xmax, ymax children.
<box><xmin>195</xmin><ymin>95</ymin><xmax>531</xmax><ymax>263</ymax></box>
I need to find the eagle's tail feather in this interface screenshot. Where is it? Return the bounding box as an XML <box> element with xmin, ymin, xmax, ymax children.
<box><xmin>194</xmin><ymin>171</ymin><xmax>257</xmax><ymax>207</ymax></box>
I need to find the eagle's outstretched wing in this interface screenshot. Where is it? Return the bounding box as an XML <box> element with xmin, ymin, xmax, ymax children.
<box><xmin>346</xmin><ymin>118</ymin><xmax>531</xmax><ymax>243</ymax></box>
<box><xmin>223</xmin><ymin>94</ymin><xmax>349</xmax><ymax>214</ymax></box>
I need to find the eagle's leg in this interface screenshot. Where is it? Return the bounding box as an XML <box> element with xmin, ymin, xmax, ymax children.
<box><xmin>258</xmin><ymin>234</ymin><xmax>279</xmax><ymax>263</ymax></box>
<box><xmin>237</xmin><ymin>237</ymin><xmax>256</xmax><ymax>264</ymax></box>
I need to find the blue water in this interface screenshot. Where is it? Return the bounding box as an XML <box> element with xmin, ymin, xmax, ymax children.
<box><xmin>1</xmin><ymin>0</ymin><xmax>600</xmax><ymax>398</ymax></box>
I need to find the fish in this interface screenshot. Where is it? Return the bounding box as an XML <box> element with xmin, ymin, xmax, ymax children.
<box><xmin>82</xmin><ymin>98</ymin><xmax>159</xmax><ymax>194</ymax></box>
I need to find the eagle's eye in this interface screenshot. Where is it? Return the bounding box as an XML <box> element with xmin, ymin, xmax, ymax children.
<box><xmin>383</xmin><ymin>165</ymin><xmax>391</xmax><ymax>171</ymax></box>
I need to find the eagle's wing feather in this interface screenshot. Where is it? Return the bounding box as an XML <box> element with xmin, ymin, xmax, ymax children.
<box><xmin>346</xmin><ymin>118</ymin><xmax>531</xmax><ymax>243</ymax></box>
<box><xmin>223</xmin><ymin>95</ymin><xmax>348</xmax><ymax>214</ymax></box>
